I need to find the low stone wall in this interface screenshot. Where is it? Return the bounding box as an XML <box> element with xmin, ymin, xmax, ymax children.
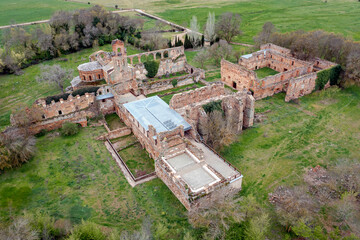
<box><xmin>285</xmin><ymin>72</ymin><xmax>317</xmax><ymax>102</ymax></box>
<box><xmin>169</xmin><ymin>82</ymin><xmax>226</xmax><ymax>109</ymax></box>
<box><xmin>28</xmin><ymin>110</ymin><xmax>94</xmax><ymax>134</ymax></box>
<box><xmin>97</xmin><ymin>126</ymin><xmax>132</xmax><ymax>140</ymax></box>
<box><xmin>105</xmin><ymin>140</ymin><xmax>157</xmax><ymax>187</ymax></box>
<box><xmin>140</xmin><ymin>73</ymin><xmax>196</xmax><ymax>95</ymax></box>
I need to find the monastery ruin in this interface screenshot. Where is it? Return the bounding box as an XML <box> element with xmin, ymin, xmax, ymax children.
<box><xmin>12</xmin><ymin>40</ymin><xmax>255</xmax><ymax>210</ymax></box>
<box><xmin>221</xmin><ymin>43</ymin><xmax>337</xmax><ymax>101</ymax></box>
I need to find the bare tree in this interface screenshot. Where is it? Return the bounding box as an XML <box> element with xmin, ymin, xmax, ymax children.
<box><xmin>0</xmin><ymin>127</ymin><xmax>36</xmax><ymax>170</ymax></box>
<box><xmin>0</xmin><ymin>217</ymin><xmax>38</xmax><ymax>240</ymax></box>
<box><xmin>198</xmin><ymin>109</ymin><xmax>235</xmax><ymax>150</ymax></box>
<box><xmin>188</xmin><ymin>190</ymin><xmax>244</xmax><ymax>240</ymax></box>
<box><xmin>193</xmin><ymin>49</ymin><xmax>209</xmax><ymax>69</ymax></box>
<box><xmin>204</xmin><ymin>12</ymin><xmax>216</xmax><ymax>43</ymax></box>
<box><xmin>215</xmin><ymin>12</ymin><xmax>242</xmax><ymax>43</ymax></box>
<box><xmin>36</xmin><ymin>64</ymin><xmax>73</xmax><ymax>93</ymax></box>
<box><xmin>189</xmin><ymin>16</ymin><xmax>201</xmax><ymax>48</ymax></box>
<box><xmin>140</xmin><ymin>30</ymin><xmax>168</xmax><ymax>51</ymax></box>
<box><xmin>254</xmin><ymin>22</ymin><xmax>276</xmax><ymax>47</ymax></box>
<box><xmin>346</xmin><ymin>50</ymin><xmax>360</xmax><ymax>84</ymax></box>
<box><xmin>208</xmin><ymin>40</ymin><xmax>233</xmax><ymax>66</ymax></box>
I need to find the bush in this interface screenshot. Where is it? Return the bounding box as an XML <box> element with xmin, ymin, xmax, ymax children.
<box><xmin>316</xmin><ymin>65</ymin><xmax>342</xmax><ymax>90</ymax></box>
<box><xmin>45</xmin><ymin>93</ymin><xmax>70</xmax><ymax>105</ymax></box>
<box><xmin>61</xmin><ymin>122</ymin><xmax>79</xmax><ymax>136</ymax></box>
<box><xmin>203</xmin><ymin>100</ymin><xmax>223</xmax><ymax>114</ymax></box>
<box><xmin>34</xmin><ymin>129</ymin><xmax>47</xmax><ymax>138</ymax></box>
<box><xmin>67</xmin><ymin>220</ymin><xmax>106</xmax><ymax>240</ymax></box>
<box><xmin>144</xmin><ymin>60</ymin><xmax>159</xmax><ymax>78</ymax></box>
<box><xmin>171</xmin><ymin>79</ymin><xmax>178</xmax><ymax>87</ymax></box>
<box><xmin>71</xmin><ymin>86</ymin><xmax>100</xmax><ymax>97</ymax></box>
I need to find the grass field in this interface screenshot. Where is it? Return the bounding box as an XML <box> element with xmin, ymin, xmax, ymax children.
<box><xmin>1</xmin><ymin>86</ymin><xmax>359</xmax><ymax>238</ymax></box>
<box><xmin>255</xmin><ymin>67</ymin><xmax>279</xmax><ymax>79</ymax></box>
<box><xmin>0</xmin><ymin>0</ymin><xmax>94</xmax><ymax>26</ymax></box>
<box><xmin>156</xmin><ymin>0</ymin><xmax>360</xmax><ymax>43</ymax></box>
<box><xmin>118</xmin><ymin>143</ymin><xmax>155</xmax><ymax>177</ymax></box>
<box><xmin>0</xmin><ymin>44</ymin><xmax>143</xmax><ymax>130</ymax></box>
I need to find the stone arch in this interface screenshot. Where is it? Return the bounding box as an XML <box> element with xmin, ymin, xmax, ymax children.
<box><xmin>156</xmin><ymin>52</ymin><xmax>162</xmax><ymax>60</ymax></box>
<box><xmin>141</xmin><ymin>54</ymin><xmax>147</xmax><ymax>63</ymax></box>
<box><xmin>164</xmin><ymin>50</ymin><xmax>169</xmax><ymax>58</ymax></box>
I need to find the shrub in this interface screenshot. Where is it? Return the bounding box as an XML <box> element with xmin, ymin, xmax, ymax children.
<box><xmin>61</xmin><ymin>122</ymin><xmax>79</xmax><ymax>136</ymax></box>
<box><xmin>71</xmin><ymin>86</ymin><xmax>100</xmax><ymax>97</ymax></box>
<box><xmin>34</xmin><ymin>129</ymin><xmax>47</xmax><ymax>138</ymax></box>
<box><xmin>144</xmin><ymin>60</ymin><xmax>159</xmax><ymax>78</ymax></box>
<box><xmin>316</xmin><ymin>65</ymin><xmax>342</xmax><ymax>90</ymax></box>
<box><xmin>45</xmin><ymin>93</ymin><xmax>70</xmax><ymax>105</ymax></box>
<box><xmin>171</xmin><ymin>79</ymin><xmax>178</xmax><ymax>87</ymax></box>
<box><xmin>68</xmin><ymin>220</ymin><xmax>106</xmax><ymax>240</ymax></box>
<box><xmin>202</xmin><ymin>100</ymin><xmax>223</xmax><ymax>114</ymax></box>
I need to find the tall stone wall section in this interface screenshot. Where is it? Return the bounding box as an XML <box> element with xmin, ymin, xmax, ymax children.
<box><xmin>169</xmin><ymin>82</ymin><xmax>226</xmax><ymax>109</ymax></box>
<box><xmin>221</xmin><ymin>60</ymin><xmax>256</xmax><ymax>91</ymax></box>
<box><xmin>35</xmin><ymin>93</ymin><xmax>96</xmax><ymax>120</ymax></box>
<box><xmin>285</xmin><ymin>73</ymin><xmax>317</xmax><ymax>102</ymax></box>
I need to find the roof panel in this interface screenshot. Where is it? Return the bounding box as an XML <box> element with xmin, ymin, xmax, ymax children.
<box><xmin>123</xmin><ymin>96</ymin><xmax>191</xmax><ymax>133</ymax></box>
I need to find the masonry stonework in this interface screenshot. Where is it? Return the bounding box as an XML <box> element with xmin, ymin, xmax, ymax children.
<box><xmin>221</xmin><ymin>43</ymin><xmax>337</xmax><ymax>102</ymax></box>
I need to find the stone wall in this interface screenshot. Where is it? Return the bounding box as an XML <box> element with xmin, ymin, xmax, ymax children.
<box><xmin>285</xmin><ymin>72</ymin><xmax>317</xmax><ymax>102</ymax></box>
<box><xmin>34</xmin><ymin>93</ymin><xmax>96</xmax><ymax>120</ymax></box>
<box><xmin>260</xmin><ymin>43</ymin><xmax>291</xmax><ymax>56</ymax></box>
<box><xmin>98</xmin><ymin>98</ymin><xmax>115</xmax><ymax>115</ymax></box>
<box><xmin>78</xmin><ymin>68</ymin><xmax>104</xmax><ymax>82</ymax></box>
<box><xmin>97</xmin><ymin>126</ymin><xmax>132</xmax><ymax>140</ymax></box>
<box><xmin>221</xmin><ymin>59</ymin><xmax>256</xmax><ymax>91</ymax></box>
<box><xmin>139</xmin><ymin>74</ymin><xmax>195</xmax><ymax>95</ymax></box>
<box><xmin>169</xmin><ymin>82</ymin><xmax>226</xmax><ymax>109</ymax></box>
<box><xmin>28</xmin><ymin>111</ymin><xmax>93</xmax><ymax>134</ymax></box>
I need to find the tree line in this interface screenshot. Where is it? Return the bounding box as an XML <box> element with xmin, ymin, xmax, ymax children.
<box><xmin>254</xmin><ymin>22</ymin><xmax>360</xmax><ymax>85</ymax></box>
<box><xmin>0</xmin><ymin>5</ymin><xmax>144</xmax><ymax>75</ymax></box>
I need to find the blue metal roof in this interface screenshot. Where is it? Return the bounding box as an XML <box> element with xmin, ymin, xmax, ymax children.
<box><xmin>123</xmin><ymin>96</ymin><xmax>192</xmax><ymax>133</ymax></box>
<box><xmin>96</xmin><ymin>93</ymin><xmax>114</xmax><ymax>100</ymax></box>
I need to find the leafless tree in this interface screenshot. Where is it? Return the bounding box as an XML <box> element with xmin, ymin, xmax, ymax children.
<box><xmin>140</xmin><ymin>30</ymin><xmax>168</xmax><ymax>51</ymax></box>
<box><xmin>345</xmin><ymin>50</ymin><xmax>360</xmax><ymax>84</ymax></box>
<box><xmin>189</xmin><ymin>16</ymin><xmax>201</xmax><ymax>48</ymax></box>
<box><xmin>198</xmin><ymin>109</ymin><xmax>235</xmax><ymax>150</ymax></box>
<box><xmin>36</xmin><ymin>64</ymin><xmax>73</xmax><ymax>93</ymax></box>
<box><xmin>215</xmin><ymin>12</ymin><xmax>242</xmax><ymax>43</ymax></box>
<box><xmin>0</xmin><ymin>127</ymin><xmax>36</xmax><ymax>170</ymax></box>
<box><xmin>208</xmin><ymin>40</ymin><xmax>233</xmax><ymax>66</ymax></box>
<box><xmin>254</xmin><ymin>22</ymin><xmax>276</xmax><ymax>47</ymax></box>
<box><xmin>204</xmin><ymin>12</ymin><xmax>216</xmax><ymax>43</ymax></box>
<box><xmin>0</xmin><ymin>217</ymin><xmax>38</xmax><ymax>240</ymax></box>
<box><xmin>193</xmin><ymin>49</ymin><xmax>209</xmax><ymax>69</ymax></box>
<box><xmin>188</xmin><ymin>190</ymin><xmax>244</xmax><ymax>240</ymax></box>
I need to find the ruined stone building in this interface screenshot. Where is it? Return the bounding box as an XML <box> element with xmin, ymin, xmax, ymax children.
<box><xmin>11</xmin><ymin>39</ymin><xmax>254</xmax><ymax>210</ymax></box>
<box><xmin>221</xmin><ymin>43</ymin><xmax>337</xmax><ymax>102</ymax></box>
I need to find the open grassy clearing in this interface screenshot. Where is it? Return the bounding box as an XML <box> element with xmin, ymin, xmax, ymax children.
<box><xmin>0</xmin><ymin>0</ymin><xmax>94</xmax><ymax>26</ymax></box>
<box><xmin>0</xmin><ymin>44</ymin><xmax>143</xmax><ymax>130</ymax></box>
<box><xmin>0</xmin><ymin>126</ymin><xmax>189</xmax><ymax>237</ymax></box>
<box><xmin>105</xmin><ymin>113</ymin><xmax>126</xmax><ymax>130</ymax></box>
<box><xmin>0</xmin><ymin>86</ymin><xmax>358</xmax><ymax>238</ymax></box>
<box><xmin>118</xmin><ymin>143</ymin><xmax>155</xmax><ymax>177</ymax></box>
<box><xmin>221</xmin><ymin>86</ymin><xmax>360</xmax><ymax>203</ymax></box>
<box><xmin>255</xmin><ymin>67</ymin><xmax>279</xmax><ymax>79</ymax></box>
<box><xmin>156</xmin><ymin>0</ymin><xmax>360</xmax><ymax>43</ymax></box>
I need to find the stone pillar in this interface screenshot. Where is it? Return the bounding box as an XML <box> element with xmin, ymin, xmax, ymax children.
<box><xmin>243</xmin><ymin>94</ymin><xmax>255</xmax><ymax>128</ymax></box>
<box><xmin>138</xmin><ymin>55</ymin><xmax>141</xmax><ymax>63</ymax></box>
